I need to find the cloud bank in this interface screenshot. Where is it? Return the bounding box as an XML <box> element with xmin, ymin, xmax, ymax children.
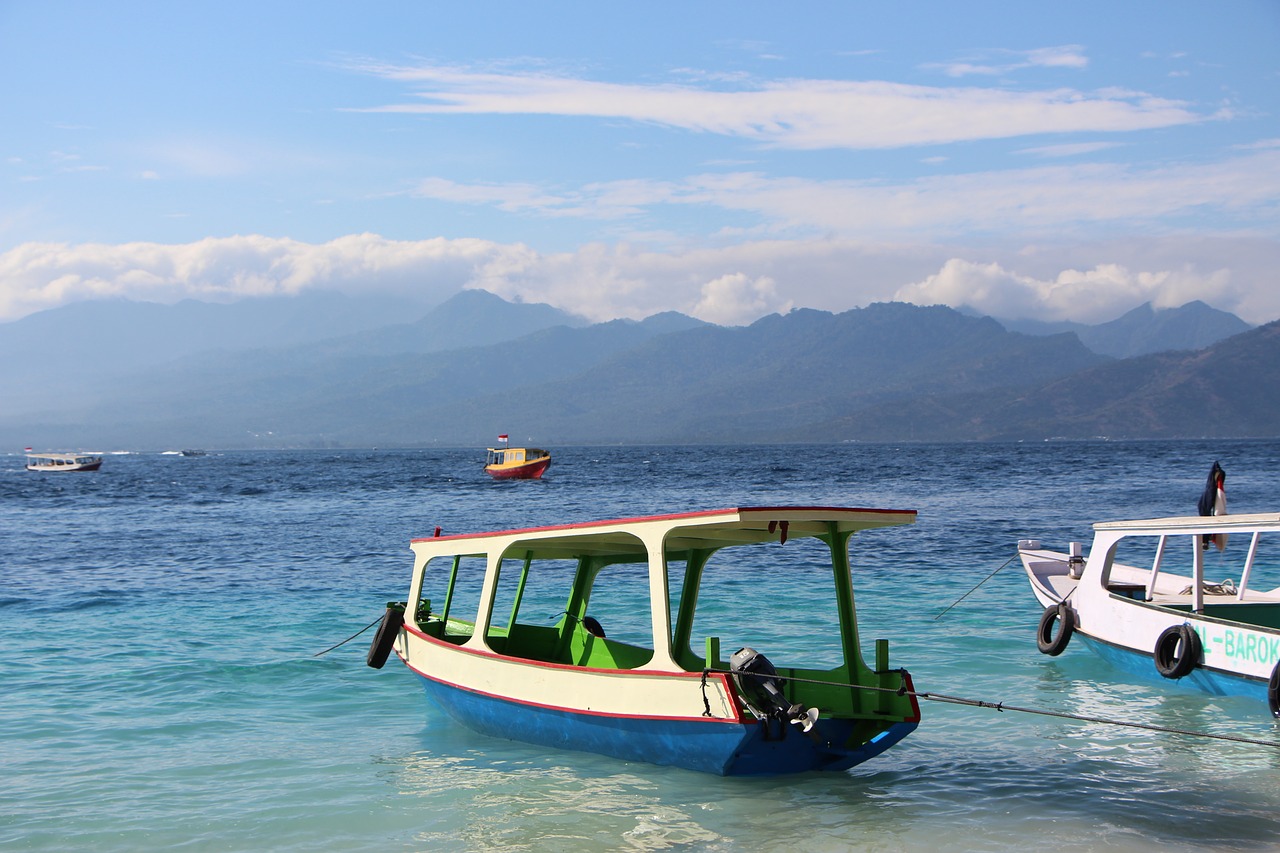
<box><xmin>3</xmin><ymin>233</ymin><xmax>1274</xmax><ymax>329</ymax></box>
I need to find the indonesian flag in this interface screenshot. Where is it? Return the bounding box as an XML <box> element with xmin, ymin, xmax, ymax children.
<box><xmin>498</xmin><ymin>434</ymin><xmax>508</xmax><ymax>441</ymax></box>
<box><xmin>24</xmin><ymin>446</ymin><xmax>32</xmax><ymax>452</ymax></box>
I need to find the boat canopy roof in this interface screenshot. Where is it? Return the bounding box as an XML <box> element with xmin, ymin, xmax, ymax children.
<box><xmin>26</xmin><ymin>452</ymin><xmax>101</xmax><ymax>459</ymax></box>
<box><xmin>1093</xmin><ymin>512</ymin><xmax>1280</xmax><ymax>534</ymax></box>
<box><xmin>411</xmin><ymin>505</ymin><xmax>916</xmax><ymax>560</ymax></box>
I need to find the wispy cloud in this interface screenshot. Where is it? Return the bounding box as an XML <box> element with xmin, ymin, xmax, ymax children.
<box><xmin>345</xmin><ymin>61</ymin><xmax>1206</xmax><ymax>150</ymax></box>
<box><xmin>1016</xmin><ymin>141</ymin><xmax>1124</xmax><ymax>158</ymax></box>
<box><xmin>402</xmin><ymin>147</ymin><xmax>1280</xmax><ymax>239</ymax></box>
<box><xmin>929</xmin><ymin>45</ymin><xmax>1090</xmax><ymax>77</ymax></box>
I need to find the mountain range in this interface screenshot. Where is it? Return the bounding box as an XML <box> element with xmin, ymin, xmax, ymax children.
<box><xmin>2</xmin><ymin>290</ymin><xmax>1274</xmax><ymax>449</ymax></box>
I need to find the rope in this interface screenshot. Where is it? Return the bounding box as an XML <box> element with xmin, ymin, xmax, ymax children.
<box><xmin>313</xmin><ymin>613</ymin><xmax>384</xmax><ymax>658</ymax></box>
<box><xmin>706</xmin><ymin>667</ymin><xmax>1280</xmax><ymax>750</ymax></box>
<box><xmin>934</xmin><ymin>555</ymin><xmax>1016</xmax><ymax>621</ymax></box>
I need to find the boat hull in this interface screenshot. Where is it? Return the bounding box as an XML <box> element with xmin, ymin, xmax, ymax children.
<box><xmin>1077</xmin><ymin>633</ymin><xmax>1269</xmax><ymax>704</ymax></box>
<box><xmin>484</xmin><ymin>456</ymin><xmax>550</xmax><ymax>480</ymax></box>
<box><xmin>412</xmin><ymin>664</ymin><xmax>917</xmax><ymax>776</ymax></box>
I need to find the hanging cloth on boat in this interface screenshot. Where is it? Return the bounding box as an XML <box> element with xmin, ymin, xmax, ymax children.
<box><xmin>1197</xmin><ymin>460</ymin><xmax>1227</xmax><ymax>551</ymax></box>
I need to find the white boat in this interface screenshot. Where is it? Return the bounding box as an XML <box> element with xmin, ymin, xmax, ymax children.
<box><xmin>1018</xmin><ymin>512</ymin><xmax>1280</xmax><ymax>716</ymax></box>
<box><xmin>368</xmin><ymin>505</ymin><xmax>922</xmax><ymax>775</ymax></box>
<box><xmin>25</xmin><ymin>452</ymin><xmax>103</xmax><ymax>472</ymax></box>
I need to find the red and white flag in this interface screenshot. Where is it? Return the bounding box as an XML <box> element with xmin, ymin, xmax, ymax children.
<box><xmin>498</xmin><ymin>434</ymin><xmax>508</xmax><ymax>441</ymax></box>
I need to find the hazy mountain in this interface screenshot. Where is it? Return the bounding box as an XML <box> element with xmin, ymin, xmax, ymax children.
<box><xmin>0</xmin><ymin>290</ymin><xmax>432</xmax><ymax>414</ymax></box>
<box><xmin>996</xmin><ymin>301</ymin><xmax>1252</xmax><ymax>358</ymax></box>
<box><xmin>297</xmin><ymin>288</ymin><xmax>590</xmax><ymax>357</ymax></box>
<box><xmin>5</xmin><ymin>295</ymin><xmax>1277</xmax><ymax>450</ymax></box>
<box><xmin>3</xmin><ymin>301</ymin><xmax>1100</xmax><ymax>448</ymax></box>
<box><xmin>0</xmin><ymin>289</ymin><xmax>585</xmax><ymax>417</ymax></box>
<box><xmin>804</xmin><ymin>319</ymin><xmax>1280</xmax><ymax>441</ymax></box>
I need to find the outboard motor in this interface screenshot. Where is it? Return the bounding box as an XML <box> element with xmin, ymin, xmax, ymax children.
<box><xmin>729</xmin><ymin>647</ymin><xmax>819</xmax><ymax>732</ymax></box>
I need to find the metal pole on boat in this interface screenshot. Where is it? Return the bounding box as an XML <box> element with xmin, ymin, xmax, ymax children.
<box><xmin>1192</xmin><ymin>535</ymin><xmax>1205</xmax><ymax>614</ymax></box>
<box><xmin>1238</xmin><ymin>532</ymin><xmax>1261</xmax><ymax>601</ymax></box>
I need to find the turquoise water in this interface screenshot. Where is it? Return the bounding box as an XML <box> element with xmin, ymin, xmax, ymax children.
<box><xmin>4</xmin><ymin>442</ymin><xmax>1280</xmax><ymax>851</ymax></box>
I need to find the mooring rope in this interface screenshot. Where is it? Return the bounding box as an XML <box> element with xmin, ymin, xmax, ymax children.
<box><xmin>313</xmin><ymin>613</ymin><xmax>384</xmax><ymax>658</ymax></box>
<box><xmin>933</xmin><ymin>555</ymin><xmax>1016</xmax><ymax>621</ymax></box>
<box><xmin>706</xmin><ymin>667</ymin><xmax>1280</xmax><ymax>750</ymax></box>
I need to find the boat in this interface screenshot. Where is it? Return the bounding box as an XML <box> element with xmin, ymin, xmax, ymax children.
<box><xmin>368</xmin><ymin>505</ymin><xmax>922</xmax><ymax>775</ymax></box>
<box><xmin>24</xmin><ymin>452</ymin><xmax>103</xmax><ymax>472</ymax></box>
<box><xmin>1018</xmin><ymin>512</ymin><xmax>1280</xmax><ymax>716</ymax></box>
<box><xmin>483</xmin><ymin>437</ymin><xmax>550</xmax><ymax>480</ymax></box>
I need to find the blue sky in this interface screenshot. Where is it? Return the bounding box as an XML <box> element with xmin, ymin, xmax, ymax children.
<box><xmin>2</xmin><ymin>1</ymin><xmax>1278</xmax><ymax>327</ymax></box>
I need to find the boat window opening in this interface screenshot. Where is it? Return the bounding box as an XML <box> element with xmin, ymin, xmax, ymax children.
<box><xmin>487</xmin><ymin>554</ymin><xmax>580</xmax><ymax>661</ymax></box>
<box><xmin>682</xmin><ymin>539</ymin><xmax>847</xmax><ymax>672</ymax></box>
<box><xmin>418</xmin><ymin>554</ymin><xmax>485</xmax><ymax>644</ymax></box>
<box><xmin>575</xmin><ymin>559</ymin><xmax>654</xmax><ymax>665</ymax></box>
<box><xmin>1107</xmin><ymin>531</ymin><xmax>1280</xmax><ymax>603</ymax></box>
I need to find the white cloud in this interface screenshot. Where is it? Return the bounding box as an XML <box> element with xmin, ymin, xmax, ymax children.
<box><xmin>691</xmin><ymin>273</ymin><xmax>791</xmax><ymax>325</ymax></box>
<box><xmin>0</xmin><ymin>234</ymin><xmax>512</xmax><ymax>321</ymax></box>
<box><xmin>894</xmin><ymin>258</ymin><xmax>1237</xmax><ymax>323</ymax></box>
<box><xmin>347</xmin><ymin>61</ymin><xmax>1205</xmax><ymax>150</ymax></box>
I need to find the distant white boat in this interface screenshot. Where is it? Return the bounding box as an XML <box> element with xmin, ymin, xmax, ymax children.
<box><xmin>25</xmin><ymin>452</ymin><xmax>103</xmax><ymax>472</ymax></box>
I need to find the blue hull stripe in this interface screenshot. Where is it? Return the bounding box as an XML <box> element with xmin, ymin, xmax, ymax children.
<box><xmin>416</xmin><ymin>674</ymin><xmax>916</xmax><ymax>776</ymax></box>
<box><xmin>1079</xmin><ymin>635</ymin><xmax>1269</xmax><ymax>704</ymax></box>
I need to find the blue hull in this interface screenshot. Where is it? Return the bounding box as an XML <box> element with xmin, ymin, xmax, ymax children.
<box><xmin>1079</xmin><ymin>635</ymin><xmax>1269</xmax><ymax>705</ymax></box>
<box><xmin>417</xmin><ymin>676</ymin><xmax>916</xmax><ymax>776</ymax></box>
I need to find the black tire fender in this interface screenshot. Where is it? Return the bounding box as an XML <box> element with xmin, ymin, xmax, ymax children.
<box><xmin>1268</xmin><ymin>660</ymin><xmax>1280</xmax><ymax>718</ymax></box>
<box><xmin>1036</xmin><ymin>603</ymin><xmax>1074</xmax><ymax>656</ymax></box>
<box><xmin>366</xmin><ymin>606</ymin><xmax>405</xmax><ymax>669</ymax></box>
<box><xmin>1154</xmin><ymin>624</ymin><xmax>1201</xmax><ymax>679</ymax></box>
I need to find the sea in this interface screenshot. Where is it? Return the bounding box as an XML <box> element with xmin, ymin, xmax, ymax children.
<box><xmin>4</xmin><ymin>440</ymin><xmax>1280</xmax><ymax>852</ymax></box>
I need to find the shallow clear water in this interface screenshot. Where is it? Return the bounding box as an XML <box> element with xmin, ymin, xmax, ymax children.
<box><xmin>4</xmin><ymin>441</ymin><xmax>1280</xmax><ymax>851</ymax></box>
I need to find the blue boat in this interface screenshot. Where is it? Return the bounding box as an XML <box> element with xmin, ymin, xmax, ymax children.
<box><xmin>369</xmin><ymin>506</ymin><xmax>922</xmax><ymax>775</ymax></box>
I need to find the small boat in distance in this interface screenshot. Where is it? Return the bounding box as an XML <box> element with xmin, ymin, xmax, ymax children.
<box><xmin>1018</xmin><ymin>512</ymin><xmax>1280</xmax><ymax>715</ymax></box>
<box><xmin>25</xmin><ymin>452</ymin><xmax>104</xmax><ymax>472</ymax></box>
<box><xmin>367</xmin><ymin>505</ymin><xmax>922</xmax><ymax>775</ymax></box>
<box><xmin>484</xmin><ymin>434</ymin><xmax>550</xmax><ymax>479</ymax></box>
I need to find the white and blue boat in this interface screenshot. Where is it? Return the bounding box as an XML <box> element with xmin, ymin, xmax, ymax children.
<box><xmin>1018</xmin><ymin>512</ymin><xmax>1280</xmax><ymax>715</ymax></box>
<box><xmin>369</xmin><ymin>506</ymin><xmax>922</xmax><ymax>775</ymax></box>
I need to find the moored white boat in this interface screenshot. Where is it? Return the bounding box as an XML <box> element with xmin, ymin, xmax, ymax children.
<box><xmin>1018</xmin><ymin>512</ymin><xmax>1280</xmax><ymax>715</ymax></box>
<box><xmin>369</xmin><ymin>505</ymin><xmax>922</xmax><ymax>775</ymax></box>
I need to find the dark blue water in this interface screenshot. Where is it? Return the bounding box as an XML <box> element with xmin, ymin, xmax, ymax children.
<box><xmin>4</xmin><ymin>442</ymin><xmax>1280</xmax><ymax>851</ymax></box>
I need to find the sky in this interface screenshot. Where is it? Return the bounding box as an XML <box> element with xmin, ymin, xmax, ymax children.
<box><xmin>2</xmin><ymin>1</ymin><xmax>1279</xmax><ymax>328</ymax></box>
